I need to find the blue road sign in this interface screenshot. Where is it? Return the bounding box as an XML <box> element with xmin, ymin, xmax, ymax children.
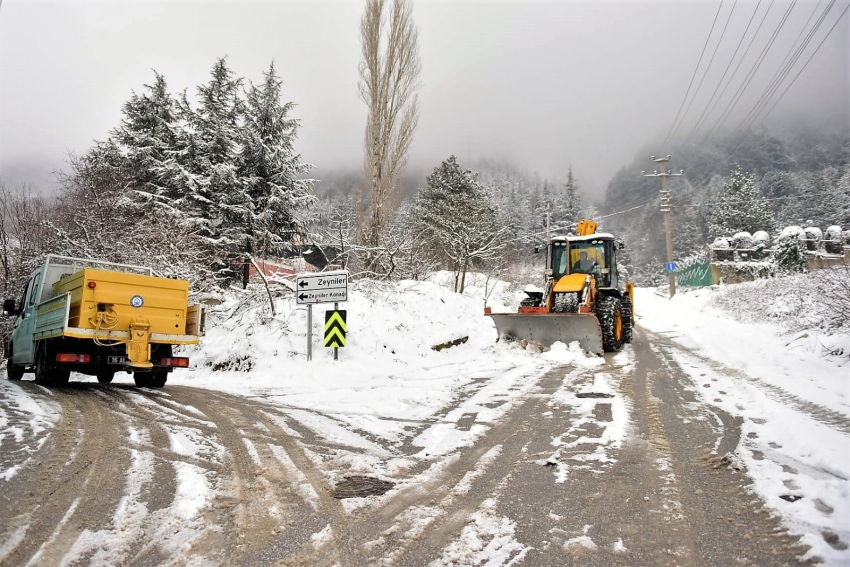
<box><xmin>666</xmin><ymin>261</ymin><xmax>677</xmax><ymax>272</ymax></box>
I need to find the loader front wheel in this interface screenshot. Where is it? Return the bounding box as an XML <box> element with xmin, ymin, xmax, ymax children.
<box><xmin>597</xmin><ymin>296</ymin><xmax>624</xmax><ymax>352</ymax></box>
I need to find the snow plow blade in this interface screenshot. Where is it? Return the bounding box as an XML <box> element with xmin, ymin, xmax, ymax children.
<box><xmin>488</xmin><ymin>313</ymin><xmax>604</xmax><ymax>355</ymax></box>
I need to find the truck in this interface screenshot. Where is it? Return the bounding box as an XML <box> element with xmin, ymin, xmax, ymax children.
<box><xmin>3</xmin><ymin>255</ymin><xmax>205</xmax><ymax>388</ymax></box>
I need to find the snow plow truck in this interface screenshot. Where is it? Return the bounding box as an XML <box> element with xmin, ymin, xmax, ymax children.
<box><xmin>488</xmin><ymin>220</ymin><xmax>634</xmax><ymax>354</ymax></box>
<box><xmin>3</xmin><ymin>255</ymin><xmax>205</xmax><ymax>388</ymax></box>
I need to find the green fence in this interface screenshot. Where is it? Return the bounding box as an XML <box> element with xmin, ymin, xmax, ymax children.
<box><xmin>676</xmin><ymin>260</ymin><xmax>713</xmax><ymax>287</ymax></box>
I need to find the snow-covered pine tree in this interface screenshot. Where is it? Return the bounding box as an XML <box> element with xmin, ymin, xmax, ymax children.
<box><xmin>837</xmin><ymin>167</ymin><xmax>850</xmax><ymax>227</ymax></box>
<box><xmin>412</xmin><ymin>156</ymin><xmax>511</xmax><ymax>293</ymax></box>
<box><xmin>111</xmin><ymin>72</ymin><xmax>179</xmax><ymax>207</ymax></box>
<box><xmin>179</xmin><ymin>58</ymin><xmax>247</xmax><ymax>283</ymax></box>
<box><xmin>556</xmin><ymin>165</ymin><xmax>581</xmax><ymax>232</ymax></box>
<box><xmin>708</xmin><ymin>167</ymin><xmax>774</xmax><ymax>238</ymax></box>
<box><xmin>240</xmin><ymin>62</ymin><xmax>315</xmax><ymax>285</ymax></box>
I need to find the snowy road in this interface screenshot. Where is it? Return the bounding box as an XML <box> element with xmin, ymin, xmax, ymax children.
<box><xmin>3</xmin><ymin>323</ymin><xmax>842</xmax><ymax>566</ymax></box>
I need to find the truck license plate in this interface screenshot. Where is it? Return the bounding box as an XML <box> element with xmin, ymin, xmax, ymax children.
<box><xmin>107</xmin><ymin>356</ymin><xmax>127</xmax><ymax>365</ymax></box>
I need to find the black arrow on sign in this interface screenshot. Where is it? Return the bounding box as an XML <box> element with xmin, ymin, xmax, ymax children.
<box><xmin>299</xmin><ymin>293</ymin><xmax>307</xmax><ymax>300</ymax></box>
<box><xmin>299</xmin><ymin>280</ymin><xmax>308</xmax><ymax>288</ymax></box>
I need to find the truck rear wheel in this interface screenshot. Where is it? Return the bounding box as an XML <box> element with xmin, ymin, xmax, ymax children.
<box><xmin>597</xmin><ymin>295</ymin><xmax>624</xmax><ymax>353</ymax></box>
<box><xmin>134</xmin><ymin>371</ymin><xmax>167</xmax><ymax>388</ymax></box>
<box><xmin>34</xmin><ymin>344</ymin><xmax>70</xmax><ymax>386</ymax></box>
<box><xmin>96</xmin><ymin>371</ymin><xmax>115</xmax><ymax>384</ymax></box>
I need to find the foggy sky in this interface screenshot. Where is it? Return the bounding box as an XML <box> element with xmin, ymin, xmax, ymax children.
<box><xmin>1</xmin><ymin>0</ymin><xmax>847</xmax><ymax>199</ymax></box>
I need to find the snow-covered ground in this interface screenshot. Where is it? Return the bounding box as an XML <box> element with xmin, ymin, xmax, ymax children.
<box><xmin>4</xmin><ymin>270</ymin><xmax>849</xmax><ymax>564</ymax></box>
<box><xmin>636</xmin><ymin>285</ymin><xmax>850</xmax><ymax>565</ymax></box>
<box><xmin>168</xmin><ymin>275</ymin><xmax>567</xmax><ymax>476</ymax></box>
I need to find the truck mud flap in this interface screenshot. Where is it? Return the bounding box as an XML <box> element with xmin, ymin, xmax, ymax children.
<box><xmin>487</xmin><ymin>313</ymin><xmax>604</xmax><ymax>355</ymax></box>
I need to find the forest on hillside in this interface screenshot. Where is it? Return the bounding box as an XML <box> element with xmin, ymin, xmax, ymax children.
<box><xmin>601</xmin><ymin>125</ymin><xmax>850</xmax><ymax>284</ymax></box>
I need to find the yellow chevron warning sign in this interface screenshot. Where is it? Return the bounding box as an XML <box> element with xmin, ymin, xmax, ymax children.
<box><xmin>324</xmin><ymin>310</ymin><xmax>347</xmax><ymax>347</ymax></box>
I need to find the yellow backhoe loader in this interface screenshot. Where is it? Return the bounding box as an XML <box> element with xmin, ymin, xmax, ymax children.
<box><xmin>488</xmin><ymin>220</ymin><xmax>634</xmax><ymax>354</ymax></box>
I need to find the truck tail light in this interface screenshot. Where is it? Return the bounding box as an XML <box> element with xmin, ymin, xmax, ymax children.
<box><xmin>161</xmin><ymin>357</ymin><xmax>189</xmax><ymax>367</ymax></box>
<box><xmin>56</xmin><ymin>353</ymin><xmax>90</xmax><ymax>363</ymax></box>
<box><xmin>88</xmin><ymin>281</ymin><xmax>97</xmax><ymax>289</ymax></box>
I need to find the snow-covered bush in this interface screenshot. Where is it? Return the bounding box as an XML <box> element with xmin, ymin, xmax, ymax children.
<box><xmin>711</xmin><ymin>266</ymin><xmax>850</xmax><ymax>336</ymax></box>
<box><xmin>752</xmin><ymin>230</ymin><xmax>770</xmax><ymax>247</ymax></box>
<box><xmin>731</xmin><ymin>231</ymin><xmax>754</xmax><ymax>249</ymax></box>
<box><xmin>711</xmin><ymin>237</ymin><xmax>733</xmax><ymax>262</ymax></box>
<box><xmin>803</xmin><ymin>226</ymin><xmax>822</xmax><ymax>252</ymax></box>
<box><xmin>775</xmin><ymin>226</ymin><xmax>808</xmax><ymax>274</ymax></box>
<box><xmin>712</xmin><ymin>237</ymin><xmax>731</xmax><ymax>248</ymax></box>
<box><xmin>778</xmin><ymin>225</ymin><xmax>806</xmax><ymax>243</ymax></box>
<box><xmin>825</xmin><ymin>226</ymin><xmax>843</xmax><ymax>254</ymax></box>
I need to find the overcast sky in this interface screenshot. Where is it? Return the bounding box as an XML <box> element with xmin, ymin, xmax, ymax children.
<box><xmin>1</xmin><ymin>0</ymin><xmax>847</xmax><ymax>199</ymax></box>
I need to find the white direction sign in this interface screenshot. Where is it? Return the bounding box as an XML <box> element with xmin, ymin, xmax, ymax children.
<box><xmin>295</xmin><ymin>270</ymin><xmax>348</xmax><ymax>304</ymax></box>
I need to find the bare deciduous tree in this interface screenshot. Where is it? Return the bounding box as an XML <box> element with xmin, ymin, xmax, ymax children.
<box><xmin>358</xmin><ymin>0</ymin><xmax>420</xmax><ymax>254</ymax></box>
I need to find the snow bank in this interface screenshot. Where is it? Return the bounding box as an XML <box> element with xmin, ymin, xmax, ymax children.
<box><xmin>169</xmin><ymin>276</ymin><xmax>546</xmax><ymax>421</ymax></box>
<box><xmin>635</xmin><ymin>286</ymin><xmax>849</xmax><ymax>415</ymax></box>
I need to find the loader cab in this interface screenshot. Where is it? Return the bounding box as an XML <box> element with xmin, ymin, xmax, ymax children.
<box><xmin>550</xmin><ymin>235</ymin><xmax>619</xmax><ymax>289</ymax></box>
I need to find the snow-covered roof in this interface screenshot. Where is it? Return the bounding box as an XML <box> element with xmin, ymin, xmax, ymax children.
<box><xmin>551</xmin><ymin>232</ymin><xmax>616</xmax><ymax>243</ymax></box>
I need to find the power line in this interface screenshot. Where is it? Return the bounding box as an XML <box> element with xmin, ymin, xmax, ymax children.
<box><xmin>741</xmin><ymin>0</ymin><xmax>834</xmax><ymax>129</ymax></box>
<box><xmin>701</xmin><ymin>0</ymin><xmax>777</xmax><ymax>142</ymax></box>
<box><xmin>662</xmin><ymin>0</ymin><xmax>726</xmax><ymax>149</ymax></box>
<box><xmin>676</xmin><ymin>189</ymin><xmax>843</xmax><ymax>208</ymax></box>
<box><xmin>682</xmin><ymin>0</ymin><xmax>763</xmax><ymax>145</ymax></box>
<box><xmin>599</xmin><ymin>202</ymin><xmax>655</xmax><ymax>220</ymax></box>
<box><xmin>709</xmin><ymin>0</ymin><xmax>798</xmax><ymax>137</ymax></box>
<box><xmin>669</xmin><ymin>1</ymin><xmax>738</xmax><ymax>148</ymax></box>
<box><xmin>710</xmin><ymin>1</ymin><xmax>849</xmax><ymax>174</ymax></box>
<box><xmin>749</xmin><ymin>0</ymin><xmax>850</xmax><ymax>126</ymax></box>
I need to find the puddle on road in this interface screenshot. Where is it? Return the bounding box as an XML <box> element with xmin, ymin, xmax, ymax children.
<box><xmin>332</xmin><ymin>476</ymin><xmax>395</xmax><ymax>499</ymax></box>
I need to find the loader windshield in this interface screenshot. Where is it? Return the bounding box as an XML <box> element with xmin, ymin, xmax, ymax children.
<box><xmin>566</xmin><ymin>239</ymin><xmax>616</xmax><ymax>288</ymax></box>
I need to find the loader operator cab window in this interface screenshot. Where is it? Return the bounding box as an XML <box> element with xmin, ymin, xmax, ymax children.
<box><xmin>552</xmin><ymin>242</ymin><xmax>568</xmax><ymax>280</ymax></box>
<box><xmin>572</xmin><ymin>252</ymin><xmax>597</xmax><ymax>274</ymax></box>
<box><xmin>569</xmin><ymin>240</ymin><xmax>611</xmax><ymax>287</ymax></box>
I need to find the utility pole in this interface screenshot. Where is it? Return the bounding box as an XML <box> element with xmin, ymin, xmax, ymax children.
<box><xmin>642</xmin><ymin>156</ymin><xmax>683</xmax><ymax>298</ymax></box>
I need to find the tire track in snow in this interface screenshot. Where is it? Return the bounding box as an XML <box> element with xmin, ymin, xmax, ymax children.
<box><xmin>163</xmin><ymin>387</ymin><xmax>345</xmax><ymax>566</ymax></box>
<box><xmin>647</xmin><ymin>330</ymin><xmax>850</xmax><ymax>435</ymax></box>
<box><xmin>321</xmin><ymin>366</ymin><xmax>569</xmax><ymax>566</ymax></box>
<box><xmin>0</xmin><ymin>383</ymin><xmax>130</xmax><ymax>566</ymax></box>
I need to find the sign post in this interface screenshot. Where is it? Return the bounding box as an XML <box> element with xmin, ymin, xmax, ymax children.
<box><xmin>324</xmin><ymin>305</ymin><xmax>346</xmax><ymax>361</ymax></box>
<box><xmin>296</xmin><ymin>270</ymin><xmax>349</xmax><ymax>361</ymax></box>
<box><xmin>307</xmin><ymin>304</ymin><xmax>312</xmax><ymax>361</ymax></box>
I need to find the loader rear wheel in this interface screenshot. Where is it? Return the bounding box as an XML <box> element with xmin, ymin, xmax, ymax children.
<box><xmin>597</xmin><ymin>296</ymin><xmax>624</xmax><ymax>352</ymax></box>
<box><xmin>621</xmin><ymin>297</ymin><xmax>633</xmax><ymax>344</ymax></box>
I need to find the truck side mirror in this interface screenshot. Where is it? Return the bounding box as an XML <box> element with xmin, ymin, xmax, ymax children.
<box><xmin>3</xmin><ymin>299</ymin><xmax>19</xmax><ymax>316</ymax></box>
